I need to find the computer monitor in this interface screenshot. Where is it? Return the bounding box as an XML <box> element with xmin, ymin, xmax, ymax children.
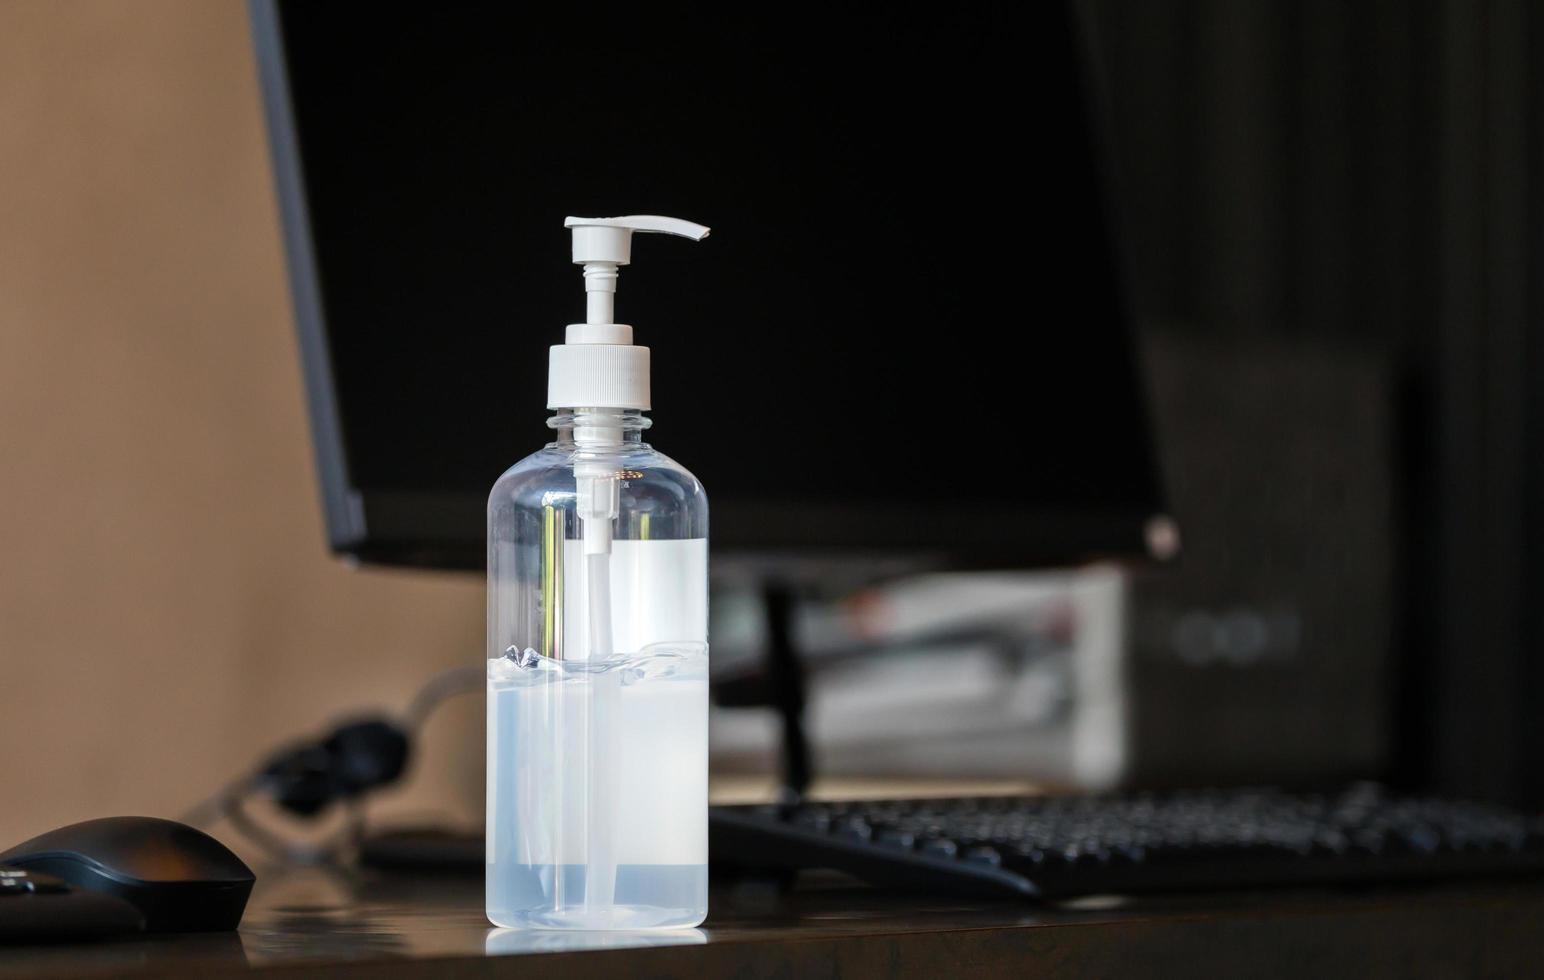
<box><xmin>249</xmin><ymin>1</ymin><xmax>1167</xmax><ymax>573</ymax></box>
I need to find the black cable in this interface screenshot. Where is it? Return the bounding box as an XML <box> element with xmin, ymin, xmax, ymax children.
<box><xmin>404</xmin><ymin>665</ymin><xmax>483</xmax><ymax>730</ymax></box>
<box><xmin>183</xmin><ymin>662</ymin><xmax>484</xmax><ymax>864</ymax></box>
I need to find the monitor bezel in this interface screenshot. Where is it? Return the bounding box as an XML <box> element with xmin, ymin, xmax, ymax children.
<box><xmin>247</xmin><ymin>0</ymin><xmax>1173</xmax><ymax>574</ymax></box>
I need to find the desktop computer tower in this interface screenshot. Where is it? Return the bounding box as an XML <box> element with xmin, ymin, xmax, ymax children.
<box><xmin>1122</xmin><ymin>332</ymin><xmax>1396</xmax><ymax>788</ymax></box>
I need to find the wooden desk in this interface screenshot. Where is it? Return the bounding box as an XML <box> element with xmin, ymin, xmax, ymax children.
<box><xmin>2</xmin><ymin>868</ymin><xmax>1542</xmax><ymax>978</ymax></box>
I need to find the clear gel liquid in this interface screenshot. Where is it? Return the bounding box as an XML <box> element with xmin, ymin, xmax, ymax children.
<box><xmin>486</xmin><ymin>644</ymin><xmax>708</xmax><ymax>930</ymax></box>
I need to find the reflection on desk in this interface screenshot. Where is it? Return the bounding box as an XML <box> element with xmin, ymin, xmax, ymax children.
<box><xmin>485</xmin><ymin>928</ymin><xmax>705</xmax><ymax>956</ymax></box>
<box><xmin>1</xmin><ymin>864</ymin><xmax>1543</xmax><ymax>978</ymax></box>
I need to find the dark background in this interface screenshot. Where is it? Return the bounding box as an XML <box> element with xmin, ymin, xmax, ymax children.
<box><xmin>1084</xmin><ymin>0</ymin><xmax>1544</xmax><ymax>804</ymax></box>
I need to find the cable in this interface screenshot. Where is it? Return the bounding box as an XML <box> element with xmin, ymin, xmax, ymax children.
<box><xmin>180</xmin><ymin>773</ymin><xmax>259</xmax><ymax>830</ymax></box>
<box><xmin>404</xmin><ymin>664</ymin><xmax>483</xmax><ymax>731</ymax></box>
<box><xmin>183</xmin><ymin>661</ymin><xmax>485</xmax><ymax>864</ymax></box>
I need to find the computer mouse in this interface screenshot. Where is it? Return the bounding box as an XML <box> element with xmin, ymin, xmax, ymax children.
<box><xmin>0</xmin><ymin>816</ymin><xmax>254</xmax><ymax>933</ymax></box>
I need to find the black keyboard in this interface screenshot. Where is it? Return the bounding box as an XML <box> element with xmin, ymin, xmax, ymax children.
<box><xmin>708</xmin><ymin>784</ymin><xmax>1544</xmax><ymax>900</ymax></box>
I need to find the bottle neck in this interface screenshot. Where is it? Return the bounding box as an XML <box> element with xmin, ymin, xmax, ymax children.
<box><xmin>549</xmin><ymin>408</ymin><xmax>651</xmax><ymax>448</ymax></box>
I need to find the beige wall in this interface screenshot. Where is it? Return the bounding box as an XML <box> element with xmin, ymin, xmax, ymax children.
<box><xmin>0</xmin><ymin>0</ymin><xmax>484</xmax><ymax>845</ymax></box>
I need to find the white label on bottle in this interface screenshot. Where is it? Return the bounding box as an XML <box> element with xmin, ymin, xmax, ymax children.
<box><xmin>567</xmin><ymin>537</ymin><xmax>707</xmax><ymax>865</ymax></box>
<box><xmin>561</xmin><ymin>538</ymin><xmax>708</xmax><ymax>657</ymax></box>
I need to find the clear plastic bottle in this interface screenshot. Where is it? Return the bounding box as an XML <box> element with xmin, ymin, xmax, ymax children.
<box><xmin>486</xmin><ymin>409</ymin><xmax>708</xmax><ymax>929</ymax></box>
<box><xmin>486</xmin><ymin>215</ymin><xmax>712</xmax><ymax>931</ymax></box>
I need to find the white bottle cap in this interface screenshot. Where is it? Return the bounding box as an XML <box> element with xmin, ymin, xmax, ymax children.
<box><xmin>547</xmin><ymin>215</ymin><xmax>711</xmax><ymax>410</ymax></box>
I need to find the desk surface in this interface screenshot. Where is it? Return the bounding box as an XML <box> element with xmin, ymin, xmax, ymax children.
<box><xmin>3</xmin><ymin>868</ymin><xmax>1543</xmax><ymax>979</ymax></box>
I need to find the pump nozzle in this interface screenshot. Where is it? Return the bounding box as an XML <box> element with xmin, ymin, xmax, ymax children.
<box><xmin>565</xmin><ymin>214</ymin><xmax>711</xmax><ymax>265</ymax></box>
<box><xmin>548</xmin><ymin>215</ymin><xmax>710</xmax><ymax>411</ymax></box>
<box><xmin>563</xmin><ymin>215</ymin><xmax>710</xmax><ymax>333</ymax></box>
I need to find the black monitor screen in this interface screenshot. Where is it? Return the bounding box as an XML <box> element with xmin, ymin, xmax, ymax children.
<box><xmin>252</xmin><ymin>1</ymin><xmax>1166</xmax><ymax>570</ymax></box>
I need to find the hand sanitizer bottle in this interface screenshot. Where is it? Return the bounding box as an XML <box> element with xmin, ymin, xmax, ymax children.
<box><xmin>486</xmin><ymin>216</ymin><xmax>711</xmax><ymax>930</ymax></box>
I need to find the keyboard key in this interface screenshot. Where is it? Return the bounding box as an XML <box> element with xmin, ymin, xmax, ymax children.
<box><xmin>877</xmin><ymin>830</ymin><xmax>916</xmax><ymax>850</ymax></box>
<box><xmin>834</xmin><ymin>817</ymin><xmax>873</xmax><ymax>842</ymax></box>
<box><xmin>918</xmin><ymin>838</ymin><xmax>958</xmax><ymax>860</ymax></box>
<box><xmin>791</xmin><ymin>811</ymin><xmax>830</xmax><ymax>834</ymax></box>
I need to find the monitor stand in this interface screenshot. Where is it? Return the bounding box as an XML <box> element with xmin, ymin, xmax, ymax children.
<box><xmin>761</xmin><ymin>582</ymin><xmax>813</xmax><ymax>801</ymax></box>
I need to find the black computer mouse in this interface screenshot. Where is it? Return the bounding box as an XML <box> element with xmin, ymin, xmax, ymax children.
<box><xmin>0</xmin><ymin>817</ymin><xmax>254</xmax><ymax>933</ymax></box>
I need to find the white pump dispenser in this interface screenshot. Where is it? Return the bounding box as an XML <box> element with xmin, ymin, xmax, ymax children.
<box><xmin>553</xmin><ymin>214</ymin><xmax>710</xmax><ymax>563</ymax></box>
<box><xmin>547</xmin><ymin>215</ymin><xmax>711</xmax><ymax>411</ymax></box>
